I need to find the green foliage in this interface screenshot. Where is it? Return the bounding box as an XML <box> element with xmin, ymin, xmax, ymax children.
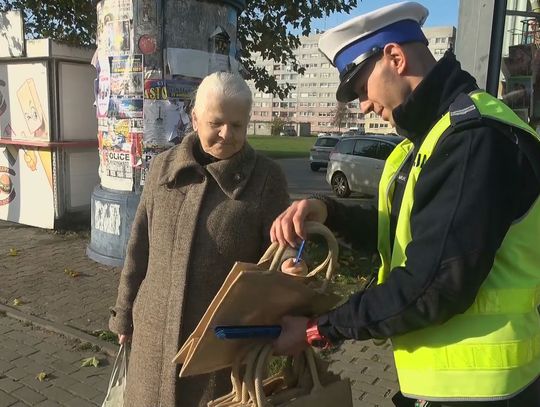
<box><xmin>248</xmin><ymin>135</ymin><xmax>314</xmax><ymax>158</ymax></box>
<box><xmin>270</xmin><ymin>116</ymin><xmax>285</xmax><ymax>136</ymax></box>
<box><xmin>0</xmin><ymin>1</ymin><xmax>97</xmax><ymax>46</ymax></box>
<box><xmin>81</xmin><ymin>356</ymin><xmax>100</xmax><ymax>367</ymax></box>
<box><xmin>239</xmin><ymin>0</ymin><xmax>358</xmax><ymax>99</ymax></box>
<box><xmin>1</xmin><ymin>1</ymin><xmax>357</xmax><ymax>97</ymax></box>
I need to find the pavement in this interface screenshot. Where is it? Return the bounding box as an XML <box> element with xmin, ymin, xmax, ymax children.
<box><xmin>0</xmin><ymin>204</ymin><xmax>398</xmax><ymax>406</ymax></box>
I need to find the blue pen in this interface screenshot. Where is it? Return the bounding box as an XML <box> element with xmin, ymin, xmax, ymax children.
<box><xmin>293</xmin><ymin>240</ymin><xmax>306</xmax><ymax>264</ymax></box>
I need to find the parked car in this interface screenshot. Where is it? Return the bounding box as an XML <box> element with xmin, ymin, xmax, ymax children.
<box><xmin>317</xmin><ymin>132</ymin><xmax>330</xmax><ymax>137</ymax></box>
<box><xmin>326</xmin><ymin>135</ymin><xmax>404</xmax><ymax>198</ymax></box>
<box><xmin>309</xmin><ymin>135</ymin><xmax>341</xmax><ymax>171</ymax></box>
<box><xmin>279</xmin><ymin>127</ymin><xmax>297</xmax><ymax>137</ymax></box>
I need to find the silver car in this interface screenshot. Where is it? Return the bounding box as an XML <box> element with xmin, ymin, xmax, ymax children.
<box><xmin>309</xmin><ymin>136</ymin><xmax>341</xmax><ymax>171</ymax></box>
<box><xmin>326</xmin><ymin>135</ymin><xmax>404</xmax><ymax>197</ymax></box>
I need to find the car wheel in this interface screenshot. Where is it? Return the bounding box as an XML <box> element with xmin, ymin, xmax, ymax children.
<box><xmin>331</xmin><ymin>172</ymin><xmax>351</xmax><ymax>198</ymax></box>
<box><xmin>310</xmin><ymin>163</ymin><xmax>320</xmax><ymax>172</ymax></box>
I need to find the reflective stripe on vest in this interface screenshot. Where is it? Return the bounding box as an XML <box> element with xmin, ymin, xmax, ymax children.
<box><xmin>377</xmin><ymin>91</ymin><xmax>540</xmax><ymax>401</ymax></box>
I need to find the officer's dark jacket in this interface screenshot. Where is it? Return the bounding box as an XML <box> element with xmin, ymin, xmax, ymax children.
<box><xmin>318</xmin><ymin>52</ymin><xmax>540</xmax><ymax>341</ymax></box>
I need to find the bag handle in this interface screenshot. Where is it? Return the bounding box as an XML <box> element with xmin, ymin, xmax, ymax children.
<box><xmin>253</xmin><ymin>345</ymin><xmax>324</xmax><ymax>407</ymax></box>
<box><xmin>104</xmin><ymin>344</ymin><xmax>129</xmax><ymax>401</ymax></box>
<box><xmin>260</xmin><ymin>222</ymin><xmax>338</xmax><ymax>293</ymax></box>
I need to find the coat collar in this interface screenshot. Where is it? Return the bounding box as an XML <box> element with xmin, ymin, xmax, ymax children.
<box><xmin>158</xmin><ymin>133</ymin><xmax>257</xmax><ymax>200</ymax></box>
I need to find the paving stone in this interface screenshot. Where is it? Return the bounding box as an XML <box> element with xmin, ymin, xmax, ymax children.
<box><xmin>35</xmin><ymin>401</ymin><xmax>62</xmax><ymax>407</ymax></box>
<box><xmin>38</xmin><ymin>386</ymin><xmax>76</xmax><ymax>404</ymax></box>
<box><xmin>4</xmin><ymin>368</ymin><xmax>30</xmax><ymax>381</ymax></box>
<box><xmin>0</xmin><ymin>376</ymin><xmax>24</xmax><ymax>393</ymax></box>
<box><xmin>64</xmin><ymin>397</ymin><xmax>98</xmax><ymax>407</ymax></box>
<box><xmin>0</xmin><ymin>390</ymin><xmax>18</xmax><ymax>407</ymax></box>
<box><xmin>65</xmin><ymin>381</ymin><xmax>101</xmax><ymax>401</ymax></box>
<box><xmin>11</xmin><ymin>386</ymin><xmax>47</xmax><ymax>405</ymax></box>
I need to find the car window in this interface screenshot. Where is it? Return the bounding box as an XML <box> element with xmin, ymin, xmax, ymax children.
<box><xmin>336</xmin><ymin>139</ymin><xmax>355</xmax><ymax>154</ymax></box>
<box><xmin>315</xmin><ymin>137</ymin><xmax>339</xmax><ymax>147</ymax></box>
<box><xmin>353</xmin><ymin>140</ymin><xmax>379</xmax><ymax>159</ymax></box>
<box><xmin>376</xmin><ymin>142</ymin><xmax>396</xmax><ymax>160</ymax></box>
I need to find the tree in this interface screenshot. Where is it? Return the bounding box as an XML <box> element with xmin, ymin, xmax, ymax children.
<box><xmin>0</xmin><ymin>0</ymin><xmax>358</xmax><ymax>98</ymax></box>
<box><xmin>331</xmin><ymin>103</ymin><xmax>349</xmax><ymax>131</ymax></box>
<box><xmin>0</xmin><ymin>1</ymin><xmax>97</xmax><ymax>46</ymax></box>
<box><xmin>270</xmin><ymin>116</ymin><xmax>285</xmax><ymax>136</ymax></box>
<box><xmin>238</xmin><ymin>0</ymin><xmax>358</xmax><ymax>99</ymax></box>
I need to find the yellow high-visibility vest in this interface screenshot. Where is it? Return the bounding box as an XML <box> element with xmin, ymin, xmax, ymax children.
<box><xmin>377</xmin><ymin>91</ymin><xmax>540</xmax><ymax>401</ymax></box>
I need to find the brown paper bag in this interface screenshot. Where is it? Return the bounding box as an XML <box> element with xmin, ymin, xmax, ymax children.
<box><xmin>254</xmin><ymin>346</ymin><xmax>353</xmax><ymax>407</ymax></box>
<box><xmin>174</xmin><ymin>222</ymin><xmax>342</xmax><ymax>378</ymax></box>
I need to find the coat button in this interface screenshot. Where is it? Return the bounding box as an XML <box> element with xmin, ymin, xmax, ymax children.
<box><xmin>233</xmin><ymin>173</ymin><xmax>242</xmax><ymax>182</ymax></box>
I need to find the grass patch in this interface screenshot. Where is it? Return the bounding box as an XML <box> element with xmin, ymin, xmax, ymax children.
<box><xmin>305</xmin><ymin>236</ymin><xmax>378</xmax><ymax>298</ymax></box>
<box><xmin>247</xmin><ymin>135</ymin><xmax>316</xmax><ymax>159</ymax></box>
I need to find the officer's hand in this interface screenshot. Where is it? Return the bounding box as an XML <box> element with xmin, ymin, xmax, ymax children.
<box><xmin>270</xmin><ymin>199</ymin><xmax>328</xmax><ymax>248</ymax></box>
<box><xmin>273</xmin><ymin>316</ymin><xmax>309</xmax><ymax>356</ymax></box>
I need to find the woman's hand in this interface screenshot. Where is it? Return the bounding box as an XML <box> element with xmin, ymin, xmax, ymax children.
<box><xmin>118</xmin><ymin>334</ymin><xmax>132</xmax><ymax>345</ymax></box>
<box><xmin>280</xmin><ymin>258</ymin><xmax>308</xmax><ymax>276</ymax></box>
<box><xmin>270</xmin><ymin>199</ymin><xmax>328</xmax><ymax>247</ymax></box>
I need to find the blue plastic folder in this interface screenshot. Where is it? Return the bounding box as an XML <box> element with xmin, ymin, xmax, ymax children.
<box><xmin>214</xmin><ymin>325</ymin><xmax>282</xmax><ymax>340</ymax></box>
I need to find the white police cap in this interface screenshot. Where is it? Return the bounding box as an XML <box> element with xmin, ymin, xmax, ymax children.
<box><xmin>319</xmin><ymin>1</ymin><xmax>429</xmax><ymax>102</ymax></box>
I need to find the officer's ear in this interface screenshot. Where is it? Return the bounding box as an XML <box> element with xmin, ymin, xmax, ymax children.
<box><xmin>382</xmin><ymin>43</ymin><xmax>406</xmax><ymax>75</ymax></box>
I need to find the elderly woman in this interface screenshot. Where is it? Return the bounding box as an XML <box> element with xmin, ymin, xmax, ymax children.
<box><xmin>109</xmin><ymin>72</ymin><xmax>291</xmax><ymax>407</ymax></box>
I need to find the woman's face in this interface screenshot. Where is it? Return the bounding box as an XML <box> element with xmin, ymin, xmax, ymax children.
<box><xmin>192</xmin><ymin>96</ymin><xmax>250</xmax><ymax>160</ymax></box>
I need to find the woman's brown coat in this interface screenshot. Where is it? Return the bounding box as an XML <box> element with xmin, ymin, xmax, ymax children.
<box><xmin>109</xmin><ymin>134</ymin><xmax>290</xmax><ymax>407</ymax></box>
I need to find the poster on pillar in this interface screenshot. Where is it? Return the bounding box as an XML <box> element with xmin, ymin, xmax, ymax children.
<box><xmin>0</xmin><ymin>62</ymin><xmax>50</xmax><ymax>141</ymax></box>
<box><xmin>98</xmin><ymin>118</ymin><xmax>142</xmax><ymax>191</ymax></box>
<box><xmin>110</xmin><ymin>55</ymin><xmax>143</xmax><ymax>98</ymax></box>
<box><xmin>0</xmin><ymin>145</ymin><xmax>54</xmax><ymax>229</ymax></box>
<box><xmin>97</xmin><ymin>0</ymin><xmax>134</xmax><ymax>55</ymax></box>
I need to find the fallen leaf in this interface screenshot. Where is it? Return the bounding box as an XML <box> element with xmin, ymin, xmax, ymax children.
<box><xmin>36</xmin><ymin>372</ymin><xmax>48</xmax><ymax>382</ymax></box>
<box><xmin>8</xmin><ymin>248</ymin><xmax>19</xmax><ymax>257</ymax></box>
<box><xmin>64</xmin><ymin>268</ymin><xmax>80</xmax><ymax>278</ymax></box>
<box><xmin>12</xmin><ymin>298</ymin><xmax>22</xmax><ymax>306</ymax></box>
<box><xmin>81</xmin><ymin>356</ymin><xmax>100</xmax><ymax>368</ymax></box>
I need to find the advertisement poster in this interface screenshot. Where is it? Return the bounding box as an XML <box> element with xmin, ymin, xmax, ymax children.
<box><xmin>108</xmin><ymin>98</ymin><xmax>143</xmax><ymax>119</ymax></box>
<box><xmin>97</xmin><ymin>0</ymin><xmax>134</xmax><ymax>54</ymax></box>
<box><xmin>98</xmin><ymin>119</ymin><xmax>142</xmax><ymax>191</ymax></box>
<box><xmin>0</xmin><ymin>145</ymin><xmax>54</xmax><ymax>229</ymax></box>
<box><xmin>98</xmin><ymin>118</ymin><xmax>142</xmax><ymax>191</ymax></box>
<box><xmin>143</xmin><ymin>78</ymin><xmax>196</xmax><ymax>147</ymax></box>
<box><xmin>96</xmin><ymin>54</ymin><xmax>111</xmax><ymax>118</ymax></box>
<box><xmin>0</xmin><ymin>63</ymin><xmax>50</xmax><ymax>141</ymax></box>
<box><xmin>110</xmin><ymin>55</ymin><xmax>143</xmax><ymax>97</ymax></box>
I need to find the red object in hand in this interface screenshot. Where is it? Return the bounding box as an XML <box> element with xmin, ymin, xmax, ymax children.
<box><xmin>306</xmin><ymin>318</ymin><xmax>331</xmax><ymax>349</ymax></box>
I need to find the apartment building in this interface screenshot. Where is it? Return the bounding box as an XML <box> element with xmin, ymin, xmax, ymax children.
<box><xmin>248</xmin><ymin>26</ymin><xmax>456</xmax><ymax>135</ymax></box>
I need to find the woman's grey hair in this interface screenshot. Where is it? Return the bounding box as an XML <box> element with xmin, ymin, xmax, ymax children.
<box><xmin>193</xmin><ymin>72</ymin><xmax>252</xmax><ymax>115</ymax></box>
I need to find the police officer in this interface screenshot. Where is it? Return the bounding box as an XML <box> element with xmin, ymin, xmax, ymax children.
<box><xmin>272</xmin><ymin>2</ymin><xmax>540</xmax><ymax>406</ymax></box>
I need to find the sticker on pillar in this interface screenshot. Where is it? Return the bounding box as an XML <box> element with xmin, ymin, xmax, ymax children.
<box><xmin>165</xmin><ymin>48</ymin><xmax>209</xmax><ymax>79</ymax></box>
<box><xmin>138</xmin><ymin>0</ymin><xmax>157</xmax><ymax>25</ymax></box>
<box><xmin>99</xmin><ymin>143</ymin><xmax>134</xmax><ymax>191</ymax></box>
<box><xmin>110</xmin><ymin>55</ymin><xmax>144</xmax><ymax>98</ymax></box>
<box><xmin>97</xmin><ymin>55</ymin><xmax>111</xmax><ymax>118</ymax></box>
<box><xmin>108</xmin><ymin>98</ymin><xmax>143</xmax><ymax>119</ymax></box>
<box><xmin>94</xmin><ymin>201</ymin><xmax>121</xmax><ymax>236</ymax></box>
<box><xmin>208</xmin><ymin>26</ymin><xmax>231</xmax><ymax>73</ymax></box>
<box><xmin>138</xmin><ymin>34</ymin><xmax>157</xmax><ymax>55</ymax></box>
<box><xmin>97</xmin><ymin>0</ymin><xmax>134</xmax><ymax>54</ymax></box>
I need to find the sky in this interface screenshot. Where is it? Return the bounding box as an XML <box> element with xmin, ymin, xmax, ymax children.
<box><xmin>311</xmin><ymin>0</ymin><xmax>459</xmax><ymax>32</ymax></box>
